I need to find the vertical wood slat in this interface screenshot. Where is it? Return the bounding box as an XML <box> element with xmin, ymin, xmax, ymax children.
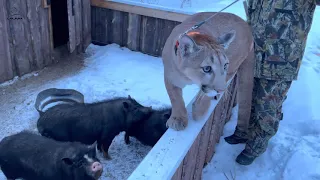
<box><xmin>67</xmin><ymin>0</ymin><xmax>76</xmax><ymax>53</ymax></box>
<box><xmin>193</xmin><ymin>112</ymin><xmax>215</xmax><ymax>179</ymax></box>
<box><xmin>171</xmin><ymin>163</ymin><xmax>183</xmax><ymax>180</ymax></box>
<box><xmin>127</xmin><ymin>13</ymin><xmax>141</xmax><ymax>51</ymax></box>
<box><xmin>96</xmin><ymin>7</ymin><xmax>107</xmax><ymax>44</ymax></box>
<box><xmin>91</xmin><ymin>6</ymin><xmax>97</xmax><ymax>43</ymax></box>
<box><xmin>74</xmin><ymin>0</ymin><xmax>82</xmax><ymax>47</ymax></box>
<box><xmin>112</xmin><ymin>10</ymin><xmax>123</xmax><ymax>46</ymax></box>
<box><xmin>26</xmin><ymin>0</ymin><xmax>44</xmax><ymax>69</ymax></box>
<box><xmin>139</xmin><ymin>16</ymin><xmax>157</xmax><ymax>56</ymax></box>
<box><xmin>106</xmin><ymin>8</ymin><xmax>113</xmax><ymax>44</ymax></box>
<box><xmin>181</xmin><ymin>134</ymin><xmax>201</xmax><ymax>180</ymax></box>
<box><xmin>39</xmin><ymin>2</ymin><xmax>52</xmax><ymax>66</ymax></box>
<box><xmin>7</xmin><ymin>0</ymin><xmax>33</xmax><ymax>76</ymax></box>
<box><xmin>121</xmin><ymin>12</ymin><xmax>129</xmax><ymax>47</ymax></box>
<box><xmin>81</xmin><ymin>0</ymin><xmax>91</xmax><ymax>52</ymax></box>
<box><xmin>0</xmin><ymin>0</ymin><xmax>14</xmax><ymax>82</ymax></box>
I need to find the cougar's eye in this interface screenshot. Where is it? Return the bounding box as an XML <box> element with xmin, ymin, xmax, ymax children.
<box><xmin>202</xmin><ymin>66</ymin><xmax>212</xmax><ymax>73</ymax></box>
<box><xmin>224</xmin><ymin>63</ymin><xmax>229</xmax><ymax>71</ymax></box>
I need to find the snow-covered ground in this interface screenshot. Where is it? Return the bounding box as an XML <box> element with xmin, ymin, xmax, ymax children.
<box><xmin>0</xmin><ymin>0</ymin><xmax>319</xmax><ymax>180</ymax></box>
<box><xmin>0</xmin><ymin>44</ymin><xmax>198</xmax><ymax>179</ymax></box>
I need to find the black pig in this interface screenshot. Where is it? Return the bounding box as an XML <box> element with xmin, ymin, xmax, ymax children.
<box><xmin>36</xmin><ymin>93</ymin><xmax>152</xmax><ymax>159</ymax></box>
<box><xmin>124</xmin><ymin>107</ymin><xmax>171</xmax><ymax>146</ymax></box>
<box><xmin>0</xmin><ymin>130</ymin><xmax>103</xmax><ymax>180</ymax></box>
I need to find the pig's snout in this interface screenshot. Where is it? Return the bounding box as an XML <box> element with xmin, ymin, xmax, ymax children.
<box><xmin>91</xmin><ymin>161</ymin><xmax>103</xmax><ymax>179</ymax></box>
<box><xmin>91</xmin><ymin>161</ymin><xmax>102</xmax><ymax>172</ymax></box>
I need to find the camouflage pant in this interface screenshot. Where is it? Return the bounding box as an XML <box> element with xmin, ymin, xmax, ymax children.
<box><xmin>236</xmin><ymin>78</ymin><xmax>292</xmax><ymax>157</ymax></box>
<box><xmin>230</xmin><ymin>0</ymin><xmax>317</xmax><ymax>158</ymax></box>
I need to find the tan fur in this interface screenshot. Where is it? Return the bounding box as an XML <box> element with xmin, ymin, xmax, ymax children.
<box><xmin>162</xmin><ymin>12</ymin><xmax>255</xmax><ymax>131</ymax></box>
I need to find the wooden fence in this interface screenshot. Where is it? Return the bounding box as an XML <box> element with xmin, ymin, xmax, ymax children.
<box><xmin>91</xmin><ymin>0</ymin><xmax>190</xmax><ymax>57</ymax></box>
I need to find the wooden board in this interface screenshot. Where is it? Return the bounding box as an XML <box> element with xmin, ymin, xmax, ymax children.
<box><xmin>7</xmin><ymin>0</ymin><xmax>33</xmax><ymax>76</ymax></box>
<box><xmin>82</xmin><ymin>0</ymin><xmax>91</xmax><ymax>51</ymax></box>
<box><xmin>181</xmin><ymin>134</ymin><xmax>201</xmax><ymax>179</ymax></box>
<box><xmin>127</xmin><ymin>13</ymin><xmax>141</xmax><ymax>51</ymax></box>
<box><xmin>112</xmin><ymin>10</ymin><xmax>124</xmax><ymax>45</ymax></box>
<box><xmin>26</xmin><ymin>0</ymin><xmax>44</xmax><ymax>69</ymax></box>
<box><xmin>39</xmin><ymin>2</ymin><xmax>52</xmax><ymax>66</ymax></box>
<box><xmin>91</xmin><ymin>0</ymin><xmax>189</xmax><ymax>22</ymax></box>
<box><xmin>67</xmin><ymin>0</ymin><xmax>76</xmax><ymax>53</ymax></box>
<box><xmin>0</xmin><ymin>0</ymin><xmax>14</xmax><ymax>82</ymax></box>
<box><xmin>193</xmin><ymin>112</ymin><xmax>215</xmax><ymax>179</ymax></box>
<box><xmin>74</xmin><ymin>0</ymin><xmax>82</xmax><ymax>47</ymax></box>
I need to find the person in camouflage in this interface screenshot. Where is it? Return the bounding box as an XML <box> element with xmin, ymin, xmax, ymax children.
<box><xmin>224</xmin><ymin>0</ymin><xmax>320</xmax><ymax>165</ymax></box>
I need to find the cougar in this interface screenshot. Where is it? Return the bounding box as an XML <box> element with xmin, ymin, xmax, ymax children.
<box><xmin>162</xmin><ymin>12</ymin><xmax>254</xmax><ymax>131</ymax></box>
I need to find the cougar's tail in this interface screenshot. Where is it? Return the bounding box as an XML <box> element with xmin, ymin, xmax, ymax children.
<box><xmin>35</xmin><ymin>88</ymin><xmax>85</xmax><ymax>114</ymax></box>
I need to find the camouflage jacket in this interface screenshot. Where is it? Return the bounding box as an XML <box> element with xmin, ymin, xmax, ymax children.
<box><xmin>246</xmin><ymin>0</ymin><xmax>317</xmax><ymax>81</ymax></box>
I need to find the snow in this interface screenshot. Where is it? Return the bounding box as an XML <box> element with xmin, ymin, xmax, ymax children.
<box><xmin>109</xmin><ymin>0</ymin><xmax>247</xmax><ymax>19</ymax></box>
<box><xmin>0</xmin><ymin>0</ymin><xmax>319</xmax><ymax>179</ymax></box>
<box><xmin>0</xmin><ymin>44</ymin><xmax>198</xmax><ymax>179</ymax></box>
<box><xmin>202</xmin><ymin>5</ymin><xmax>320</xmax><ymax>180</ymax></box>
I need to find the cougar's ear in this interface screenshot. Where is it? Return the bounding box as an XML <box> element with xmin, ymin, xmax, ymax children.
<box><xmin>217</xmin><ymin>30</ymin><xmax>236</xmax><ymax>49</ymax></box>
<box><xmin>179</xmin><ymin>34</ymin><xmax>200</xmax><ymax>57</ymax></box>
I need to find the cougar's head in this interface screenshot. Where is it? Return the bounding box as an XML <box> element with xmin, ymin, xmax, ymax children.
<box><xmin>176</xmin><ymin>30</ymin><xmax>235</xmax><ymax>97</ymax></box>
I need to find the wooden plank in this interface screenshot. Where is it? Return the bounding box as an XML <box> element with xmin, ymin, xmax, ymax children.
<box><xmin>158</xmin><ymin>20</ymin><xmax>180</xmax><ymax>56</ymax></box>
<box><xmin>153</xmin><ymin>18</ymin><xmax>165</xmax><ymax>56</ymax></box>
<box><xmin>91</xmin><ymin>6</ymin><xmax>97</xmax><ymax>42</ymax></box>
<box><xmin>26</xmin><ymin>0</ymin><xmax>44</xmax><ymax>69</ymax></box>
<box><xmin>67</xmin><ymin>0</ymin><xmax>76</xmax><ymax>53</ymax></box>
<box><xmin>74</xmin><ymin>0</ymin><xmax>82</xmax><ymax>47</ymax></box>
<box><xmin>0</xmin><ymin>0</ymin><xmax>14</xmax><ymax>82</ymax></box>
<box><xmin>121</xmin><ymin>11</ymin><xmax>129</xmax><ymax>47</ymax></box>
<box><xmin>7</xmin><ymin>0</ymin><xmax>34</xmax><ymax>76</ymax></box>
<box><xmin>82</xmin><ymin>0</ymin><xmax>91</xmax><ymax>51</ymax></box>
<box><xmin>94</xmin><ymin>7</ymin><xmax>107</xmax><ymax>44</ymax></box>
<box><xmin>139</xmin><ymin>16</ymin><xmax>157</xmax><ymax>56</ymax></box>
<box><xmin>171</xmin><ymin>164</ymin><xmax>183</xmax><ymax>180</ymax></box>
<box><xmin>112</xmin><ymin>10</ymin><xmax>123</xmax><ymax>45</ymax></box>
<box><xmin>127</xmin><ymin>13</ymin><xmax>141</xmax><ymax>51</ymax></box>
<box><xmin>39</xmin><ymin>2</ymin><xmax>52</xmax><ymax>66</ymax></box>
<box><xmin>91</xmin><ymin>0</ymin><xmax>189</xmax><ymax>22</ymax></box>
<box><xmin>181</xmin><ymin>134</ymin><xmax>201</xmax><ymax>179</ymax></box>
<box><xmin>128</xmin><ymin>75</ymin><xmax>236</xmax><ymax>180</ymax></box>
<box><xmin>193</xmin><ymin>112</ymin><xmax>215</xmax><ymax>179</ymax></box>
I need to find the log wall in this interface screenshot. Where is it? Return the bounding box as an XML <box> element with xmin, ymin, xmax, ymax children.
<box><xmin>91</xmin><ymin>6</ymin><xmax>181</xmax><ymax>57</ymax></box>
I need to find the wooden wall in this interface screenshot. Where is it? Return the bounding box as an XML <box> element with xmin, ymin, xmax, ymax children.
<box><xmin>0</xmin><ymin>0</ymin><xmax>91</xmax><ymax>84</ymax></box>
<box><xmin>0</xmin><ymin>0</ymin><xmax>51</xmax><ymax>82</ymax></box>
<box><xmin>172</xmin><ymin>75</ymin><xmax>237</xmax><ymax>180</ymax></box>
<box><xmin>91</xmin><ymin>6</ymin><xmax>181</xmax><ymax>57</ymax></box>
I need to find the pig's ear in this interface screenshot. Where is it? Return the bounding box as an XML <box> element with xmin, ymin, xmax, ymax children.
<box><xmin>123</xmin><ymin>102</ymin><xmax>129</xmax><ymax>109</ymax></box>
<box><xmin>88</xmin><ymin>141</ymin><xmax>97</xmax><ymax>150</ymax></box>
<box><xmin>62</xmin><ymin>158</ymin><xmax>74</xmax><ymax>166</ymax></box>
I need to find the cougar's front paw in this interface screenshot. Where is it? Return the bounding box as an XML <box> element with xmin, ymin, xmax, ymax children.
<box><xmin>166</xmin><ymin>116</ymin><xmax>188</xmax><ymax>131</ymax></box>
